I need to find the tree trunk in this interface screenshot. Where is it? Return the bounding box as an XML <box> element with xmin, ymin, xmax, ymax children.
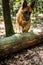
<box><xmin>2</xmin><ymin>0</ymin><xmax>14</xmax><ymax>37</ymax></box>
<box><xmin>0</xmin><ymin>32</ymin><xmax>43</xmax><ymax>58</ymax></box>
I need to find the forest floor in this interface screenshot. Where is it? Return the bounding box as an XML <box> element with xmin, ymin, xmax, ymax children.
<box><xmin>0</xmin><ymin>43</ymin><xmax>43</xmax><ymax>65</ymax></box>
<box><xmin>0</xmin><ymin>18</ymin><xmax>43</xmax><ymax>65</ymax></box>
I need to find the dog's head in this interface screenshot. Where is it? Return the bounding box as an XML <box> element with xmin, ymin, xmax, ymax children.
<box><xmin>21</xmin><ymin>0</ymin><xmax>35</xmax><ymax>21</ymax></box>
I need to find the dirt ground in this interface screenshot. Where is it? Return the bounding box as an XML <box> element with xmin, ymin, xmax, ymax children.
<box><xmin>0</xmin><ymin>43</ymin><xmax>43</xmax><ymax>65</ymax></box>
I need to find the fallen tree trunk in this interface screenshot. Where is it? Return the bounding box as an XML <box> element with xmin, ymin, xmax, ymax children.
<box><xmin>0</xmin><ymin>31</ymin><xmax>43</xmax><ymax>58</ymax></box>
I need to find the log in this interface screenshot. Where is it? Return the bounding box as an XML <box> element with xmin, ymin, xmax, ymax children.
<box><xmin>0</xmin><ymin>31</ymin><xmax>43</xmax><ymax>58</ymax></box>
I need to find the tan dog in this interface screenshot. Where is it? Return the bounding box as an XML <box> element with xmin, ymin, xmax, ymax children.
<box><xmin>15</xmin><ymin>0</ymin><xmax>35</xmax><ymax>33</ymax></box>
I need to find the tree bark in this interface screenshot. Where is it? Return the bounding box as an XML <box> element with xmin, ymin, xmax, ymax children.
<box><xmin>0</xmin><ymin>31</ymin><xmax>43</xmax><ymax>58</ymax></box>
<box><xmin>2</xmin><ymin>0</ymin><xmax>14</xmax><ymax>37</ymax></box>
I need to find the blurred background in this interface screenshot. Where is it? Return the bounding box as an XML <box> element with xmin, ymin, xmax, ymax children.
<box><xmin>0</xmin><ymin>0</ymin><xmax>43</xmax><ymax>38</ymax></box>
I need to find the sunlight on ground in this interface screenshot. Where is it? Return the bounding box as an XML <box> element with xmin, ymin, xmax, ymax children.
<box><xmin>33</xmin><ymin>28</ymin><xmax>42</xmax><ymax>35</ymax></box>
<box><xmin>0</xmin><ymin>21</ymin><xmax>5</xmax><ymax>38</ymax></box>
<box><xmin>29</xmin><ymin>24</ymin><xmax>43</xmax><ymax>35</ymax></box>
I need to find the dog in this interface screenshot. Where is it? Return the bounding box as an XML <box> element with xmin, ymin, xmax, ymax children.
<box><xmin>15</xmin><ymin>0</ymin><xmax>35</xmax><ymax>33</ymax></box>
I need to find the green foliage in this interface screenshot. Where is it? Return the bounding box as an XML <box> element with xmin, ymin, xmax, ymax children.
<box><xmin>0</xmin><ymin>0</ymin><xmax>43</xmax><ymax>23</ymax></box>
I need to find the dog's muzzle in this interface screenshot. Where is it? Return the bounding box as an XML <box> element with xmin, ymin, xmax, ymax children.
<box><xmin>23</xmin><ymin>13</ymin><xmax>30</xmax><ymax>21</ymax></box>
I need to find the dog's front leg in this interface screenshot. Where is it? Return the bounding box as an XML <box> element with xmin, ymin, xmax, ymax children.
<box><xmin>22</xmin><ymin>23</ymin><xmax>31</xmax><ymax>32</ymax></box>
<box><xmin>15</xmin><ymin>23</ymin><xmax>22</xmax><ymax>33</ymax></box>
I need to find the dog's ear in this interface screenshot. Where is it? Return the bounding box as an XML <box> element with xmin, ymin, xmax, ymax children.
<box><xmin>22</xmin><ymin>0</ymin><xmax>27</xmax><ymax>9</ymax></box>
<box><xmin>30</xmin><ymin>1</ymin><xmax>35</xmax><ymax>9</ymax></box>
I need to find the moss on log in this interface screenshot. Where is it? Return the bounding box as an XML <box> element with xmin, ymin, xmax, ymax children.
<box><xmin>0</xmin><ymin>31</ymin><xmax>43</xmax><ymax>57</ymax></box>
